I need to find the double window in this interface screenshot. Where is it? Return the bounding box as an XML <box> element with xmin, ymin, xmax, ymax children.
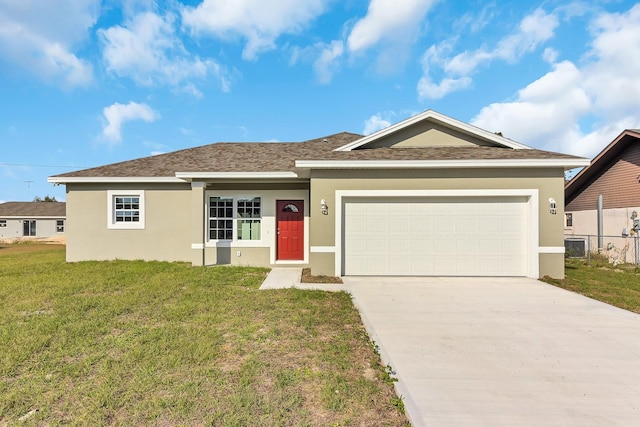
<box><xmin>0</xmin><ymin>220</ymin><xmax>6</xmax><ymax>227</ymax></box>
<box><xmin>107</xmin><ymin>190</ymin><xmax>145</xmax><ymax>229</ymax></box>
<box><xmin>56</xmin><ymin>220</ymin><xmax>65</xmax><ymax>233</ymax></box>
<box><xmin>209</xmin><ymin>196</ymin><xmax>261</xmax><ymax>241</ymax></box>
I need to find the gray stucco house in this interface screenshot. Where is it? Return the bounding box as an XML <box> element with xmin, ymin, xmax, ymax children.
<box><xmin>0</xmin><ymin>202</ymin><xmax>66</xmax><ymax>239</ymax></box>
<box><xmin>48</xmin><ymin>110</ymin><xmax>587</xmax><ymax>278</ymax></box>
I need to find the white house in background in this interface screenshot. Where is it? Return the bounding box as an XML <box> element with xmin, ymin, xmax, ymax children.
<box><xmin>0</xmin><ymin>202</ymin><xmax>66</xmax><ymax>239</ymax></box>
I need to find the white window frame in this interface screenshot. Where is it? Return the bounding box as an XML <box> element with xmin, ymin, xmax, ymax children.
<box><xmin>207</xmin><ymin>195</ymin><xmax>262</xmax><ymax>243</ymax></box>
<box><xmin>56</xmin><ymin>220</ymin><xmax>65</xmax><ymax>233</ymax></box>
<box><xmin>0</xmin><ymin>220</ymin><xmax>6</xmax><ymax>227</ymax></box>
<box><xmin>107</xmin><ymin>190</ymin><xmax>145</xmax><ymax>230</ymax></box>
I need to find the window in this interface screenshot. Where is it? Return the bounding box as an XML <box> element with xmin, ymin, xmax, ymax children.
<box><xmin>209</xmin><ymin>196</ymin><xmax>261</xmax><ymax>241</ymax></box>
<box><xmin>56</xmin><ymin>220</ymin><xmax>65</xmax><ymax>233</ymax></box>
<box><xmin>237</xmin><ymin>197</ymin><xmax>261</xmax><ymax>240</ymax></box>
<box><xmin>565</xmin><ymin>213</ymin><xmax>573</xmax><ymax>227</ymax></box>
<box><xmin>107</xmin><ymin>190</ymin><xmax>145</xmax><ymax>229</ymax></box>
<box><xmin>209</xmin><ymin>197</ymin><xmax>233</xmax><ymax>240</ymax></box>
<box><xmin>0</xmin><ymin>220</ymin><xmax>6</xmax><ymax>227</ymax></box>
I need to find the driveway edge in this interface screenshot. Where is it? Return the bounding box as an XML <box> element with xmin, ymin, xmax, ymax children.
<box><xmin>347</xmin><ymin>289</ymin><xmax>425</xmax><ymax>427</ymax></box>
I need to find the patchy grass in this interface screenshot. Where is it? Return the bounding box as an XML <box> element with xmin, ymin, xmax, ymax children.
<box><xmin>301</xmin><ymin>268</ymin><xmax>343</xmax><ymax>284</ymax></box>
<box><xmin>0</xmin><ymin>245</ymin><xmax>407</xmax><ymax>426</ymax></box>
<box><xmin>543</xmin><ymin>258</ymin><xmax>640</xmax><ymax>314</ymax></box>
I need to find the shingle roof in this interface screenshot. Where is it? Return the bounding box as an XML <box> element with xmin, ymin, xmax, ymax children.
<box><xmin>0</xmin><ymin>202</ymin><xmax>66</xmax><ymax>217</ymax></box>
<box><xmin>51</xmin><ymin>131</ymin><xmax>585</xmax><ymax>179</ymax></box>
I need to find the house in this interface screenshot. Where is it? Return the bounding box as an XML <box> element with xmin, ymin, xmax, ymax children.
<box><xmin>48</xmin><ymin>110</ymin><xmax>587</xmax><ymax>278</ymax></box>
<box><xmin>0</xmin><ymin>201</ymin><xmax>66</xmax><ymax>239</ymax></box>
<box><xmin>565</xmin><ymin>129</ymin><xmax>640</xmax><ymax>262</ymax></box>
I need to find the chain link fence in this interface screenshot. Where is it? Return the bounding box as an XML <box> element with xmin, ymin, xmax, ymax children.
<box><xmin>565</xmin><ymin>234</ymin><xmax>640</xmax><ymax>266</ymax></box>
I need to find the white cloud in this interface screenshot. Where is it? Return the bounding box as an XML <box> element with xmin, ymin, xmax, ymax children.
<box><xmin>447</xmin><ymin>9</ymin><xmax>559</xmax><ymax>75</ymax></box>
<box><xmin>417</xmin><ymin>76</ymin><xmax>472</xmax><ymax>100</ymax></box>
<box><xmin>347</xmin><ymin>0</ymin><xmax>436</xmax><ymax>53</ymax></box>
<box><xmin>347</xmin><ymin>0</ymin><xmax>437</xmax><ymax>74</ymax></box>
<box><xmin>0</xmin><ymin>0</ymin><xmax>97</xmax><ymax>87</ymax></box>
<box><xmin>419</xmin><ymin>8</ymin><xmax>559</xmax><ymax>99</ymax></box>
<box><xmin>473</xmin><ymin>61</ymin><xmax>590</xmax><ymax>151</ymax></box>
<box><xmin>542</xmin><ymin>47</ymin><xmax>559</xmax><ymax>63</ymax></box>
<box><xmin>363</xmin><ymin>113</ymin><xmax>392</xmax><ymax>135</ymax></box>
<box><xmin>313</xmin><ymin>40</ymin><xmax>344</xmax><ymax>84</ymax></box>
<box><xmin>99</xmin><ymin>11</ymin><xmax>229</xmax><ymax>93</ymax></box>
<box><xmin>582</xmin><ymin>4</ymin><xmax>640</xmax><ymax>116</ymax></box>
<box><xmin>181</xmin><ymin>0</ymin><xmax>328</xmax><ymax>60</ymax></box>
<box><xmin>102</xmin><ymin>102</ymin><xmax>160</xmax><ymax>143</ymax></box>
<box><xmin>470</xmin><ymin>4</ymin><xmax>640</xmax><ymax>158</ymax></box>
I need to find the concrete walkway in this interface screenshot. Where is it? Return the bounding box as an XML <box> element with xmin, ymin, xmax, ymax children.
<box><xmin>342</xmin><ymin>276</ymin><xmax>640</xmax><ymax>427</ymax></box>
<box><xmin>259</xmin><ymin>268</ymin><xmax>346</xmax><ymax>291</ymax></box>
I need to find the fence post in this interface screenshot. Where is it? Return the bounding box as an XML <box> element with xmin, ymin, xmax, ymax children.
<box><xmin>587</xmin><ymin>235</ymin><xmax>591</xmax><ymax>264</ymax></box>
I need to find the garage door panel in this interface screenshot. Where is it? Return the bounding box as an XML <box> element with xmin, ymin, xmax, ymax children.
<box><xmin>344</xmin><ymin>197</ymin><xmax>527</xmax><ymax>276</ymax></box>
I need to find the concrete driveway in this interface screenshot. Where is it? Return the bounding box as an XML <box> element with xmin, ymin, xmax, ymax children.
<box><xmin>342</xmin><ymin>277</ymin><xmax>640</xmax><ymax>427</ymax></box>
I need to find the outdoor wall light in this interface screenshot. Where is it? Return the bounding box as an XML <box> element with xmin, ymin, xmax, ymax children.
<box><xmin>549</xmin><ymin>197</ymin><xmax>557</xmax><ymax>215</ymax></box>
<box><xmin>320</xmin><ymin>199</ymin><xmax>328</xmax><ymax>215</ymax></box>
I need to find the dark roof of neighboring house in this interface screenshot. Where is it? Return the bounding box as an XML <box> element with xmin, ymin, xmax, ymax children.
<box><xmin>565</xmin><ymin>129</ymin><xmax>640</xmax><ymax>201</ymax></box>
<box><xmin>52</xmin><ymin>132</ymin><xmax>586</xmax><ymax>179</ymax></box>
<box><xmin>0</xmin><ymin>202</ymin><xmax>66</xmax><ymax>217</ymax></box>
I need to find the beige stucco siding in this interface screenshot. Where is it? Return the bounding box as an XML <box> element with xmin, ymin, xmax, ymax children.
<box><xmin>365</xmin><ymin>121</ymin><xmax>495</xmax><ymax>148</ymax></box>
<box><xmin>309</xmin><ymin>168</ymin><xmax>566</xmax><ymax>278</ymax></box>
<box><xmin>66</xmin><ymin>183</ymin><xmax>192</xmax><ymax>262</ymax></box>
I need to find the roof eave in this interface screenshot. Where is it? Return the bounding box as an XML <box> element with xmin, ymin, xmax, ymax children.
<box><xmin>48</xmin><ymin>176</ymin><xmax>185</xmax><ymax>184</ymax></box>
<box><xmin>174</xmin><ymin>171</ymin><xmax>299</xmax><ymax>181</ymax></box>
<box><xmin>295</xmin><ymin>159</ymin><xmax>589</xmax><ymax>169</ymax></box>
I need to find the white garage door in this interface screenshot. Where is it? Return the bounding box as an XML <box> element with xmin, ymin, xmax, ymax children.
<box><xmin>343</xmin><ymin>197</ymin><xmax>528</xmax><ymax>276</ymax></box>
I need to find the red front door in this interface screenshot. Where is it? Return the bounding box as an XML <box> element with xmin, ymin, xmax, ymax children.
<box><xmin>277</xmin><ymin>200</ymin><xmax>304</xmax><ymax>260</ymax></box>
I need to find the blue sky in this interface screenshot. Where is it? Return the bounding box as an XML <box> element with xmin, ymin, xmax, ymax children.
<box><xmin>2</xmin><ymin>0</ymin><xmax>640</xmax><ymax>202</ymax></box>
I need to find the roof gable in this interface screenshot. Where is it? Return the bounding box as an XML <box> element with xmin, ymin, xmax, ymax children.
<box><xmin>566</xmin><ymin>129</ymin><xmax>640</xmax><ymax>210</ymax></box>
<box><xmin>335</xmin><ymin>110</ymin><xmax>531</xmax><ymax>151</ymax></box>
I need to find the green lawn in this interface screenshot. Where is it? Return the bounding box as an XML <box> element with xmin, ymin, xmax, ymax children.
<box><xmin>0</xmin><ymin>244</ymin><xmax>407</xmax><ymax>426</ymax></box>
<box><xmin>543</xmin><ymin>258</ymin><xmax>640</xmax><ymax>314</ymax></box>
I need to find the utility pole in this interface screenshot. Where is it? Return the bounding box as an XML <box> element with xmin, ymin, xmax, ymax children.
<box><xmin>24</xmin><ymin>180</ymin><xmax>34</xmax><ymax>201</ymax></box>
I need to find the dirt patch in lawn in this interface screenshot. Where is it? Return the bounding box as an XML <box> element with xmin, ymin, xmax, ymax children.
<box><xmin>301</xmin><ymin>268</ymin><xmax>343</xmax><ymax>284</ymax></box>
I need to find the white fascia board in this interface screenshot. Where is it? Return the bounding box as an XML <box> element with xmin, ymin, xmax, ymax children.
<box><xmin>335</xmin><ymin>110</ymin><xmax>531</xmax><ymax>151</ymax></box>
<box><xmin>47</xmin><ymin>176</ymin><xmax>184</xmax><ymax>184</ymax></box>
<box><xmin>175</xmin><ymin>171</ymin><xmax>299</xmax><ymax>179</ymax></box>
<box><xmin>295</xmin><ymin>158</ymin><xmax>591</xmax><ymax>169</ymax></box>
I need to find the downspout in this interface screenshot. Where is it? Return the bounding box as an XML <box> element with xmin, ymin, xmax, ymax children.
<box><xmin>597</xmin><ymin>194</ymin><xmax>603</xmax><ymax>251</ymax></box>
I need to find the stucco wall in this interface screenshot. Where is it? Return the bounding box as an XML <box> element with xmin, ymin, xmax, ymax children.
<box><xmin>565</xmin><ymin>207</ymin><xmax>640</xmax><ymax>237</ymax></box>
<box><xmin>66</xmin><ymin>183</ymin><xmax>311</xmax><ymax>268</ymax></box>
<box><xmin>309</xmin><ymin>167</ymin><xmax>566</xmax><ymax>278</ymax></box>
<box><xmin>66</xmin><ymin>183</ymin><xmax>193</xmax><ymax>262</ymax></box>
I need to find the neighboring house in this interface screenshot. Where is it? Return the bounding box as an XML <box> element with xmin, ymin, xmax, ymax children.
<box><xmin>48</xmin><ymin>110</ymin><xmax>587</xmax><ymax>278</ymax></box>
<box><xmin>565</xmin><ymin>129</ymin><xmax>640</xmax><ymax>262</ymax></box>
<box><xmin>0</xmin><ymin>202</ymin><xmax>66</xmax><ymax>239</ymax></box>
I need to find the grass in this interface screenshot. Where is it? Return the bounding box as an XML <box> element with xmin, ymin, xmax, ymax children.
<box><xmin>0</xmin><ymin>244</ymin><xmax>407</xmax><ymax>426</ymax></box>
<box><xmin>543</xmin><ymin>258</ymin><xmax>640</xmax><ymax>314</ymax></box>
